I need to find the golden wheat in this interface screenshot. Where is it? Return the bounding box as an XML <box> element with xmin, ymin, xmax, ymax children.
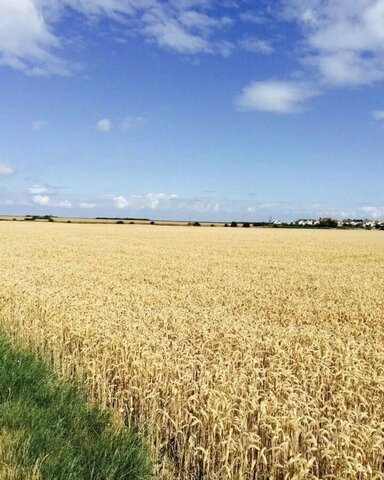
<box><xmin>0</xmin><ymin>223</ymin><xmax>383</xmax><ymax>479</ymax></box>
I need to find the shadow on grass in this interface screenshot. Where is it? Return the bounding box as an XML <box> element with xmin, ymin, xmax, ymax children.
<box><xmin>0</xmin><ymin>335</ymin><xmax>152</xmax><ymax>480</ymax></box>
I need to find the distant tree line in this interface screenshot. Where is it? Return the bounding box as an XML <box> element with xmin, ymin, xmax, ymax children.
<box><xmin>96</xmin><ymin>217</ymin><xmax>150</xmax><ymax>221</ymax></box>
<box><xmin>24</xmin><ymin>215</ymin><xmax>55</xmax><ymax>222</ymax></box>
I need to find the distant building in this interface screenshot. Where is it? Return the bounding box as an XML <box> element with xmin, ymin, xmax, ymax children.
<box><xmin>295</xmin><ymin>219</ymin><xmax>319</xmax><ymax>226</ymax></box>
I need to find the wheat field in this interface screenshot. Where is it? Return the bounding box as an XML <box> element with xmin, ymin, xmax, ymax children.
<box><xmin>0</xmin><ymin>223</ymin><xmax>383</xmax><ymax>479</ymax></box>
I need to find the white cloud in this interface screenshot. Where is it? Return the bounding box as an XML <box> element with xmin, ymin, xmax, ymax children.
<box><xmin>236</xmin><ymin>80</ymin><xmax>319</xmax><ymax>114</ymax></box>
<box><xmin>145</xmin><ymin>192</ymin><xmax>178</xmax><ymax>209</ymax></box>
<box><xmin>143</xmin><ymin>14</ymin><xmax>212</xmax><ymax>54</ymax></box>
<box><xmin>32</xmin><ymin>194</ymin><xmax>50</xmax><ymax>206</ymax></box>
<box><xmin>32</xmin><ymin>120</ymin><xmax>47</xmax><ymax>131</ymax></box>
<box><xmin>0</xmin><ymin>0</ymin><xmax>71</xmax><ymax>75</ymax></box>
<box><xmin>359</xmin><ymin>206</ymin><xmax>384</xmax><ymax>219</ymax></box>
<box><xmin>0</xmin><ymin>0</ymin><xmax>236</xmax><ymax>76</ymax></box>
<box><xmin>237</xmin><ymin>1</ymin><xmax>384</xmax><ymax>115</ymax></box>
<box><xmin>97</xmin><ymin>118</ymin><xmax>112</xmax><ymax>132</ymax></box>
<box><xmin>54</xmin><ymin>200</ymin><xmax>72</xmax><ymax>208</ymax></box>
<box><xmin>239</xmin><ymin>11</ymin><xmax>267</xmax><ymax>25</ymax></box>
<box><xmin>282</xmin><ymin>0</ymin><xmax>384</xmax><ymax>87</ymax></box>
<box><xmin>113</xmin><ymin>195</ymin><xmax>130</xmax><ymax>209</ymax></box>
<box><xmin>0</xmin><ymin>163</ymin><xmax>14</xmax><ymax>176</ymax></box>
<box><xmin>29</xmin><ymin>184</ymin><xmax>49</xmax><ymax>194</ymax></box>
<box><xmin>30</xmin><ymin>191</ymin><xmax>71</xmax><ymax>207</ymax></box>
<box><xmin>178</xmin><ymin>11</ymin><xmax>232</xmax><ymax>33</ymax></box>
<box><xmin>306</xmin><ymin>50</ymin><xmax>384</xmax><ymax>86</ymax></box>
<box><xmin>113</xmin><ymin>192</ymin><xmax>178</xmax><ymax>210</ymax></box>
<box><xmin>239</xmin><ymin>37</ymin><xmax>273</xmax><ymax>55</ymax></box>
<box><xmin>372</xmin><ymin>110</ymin><xmax>384</xmax><ymax>120</ymax></box>
<box><xmin>79</xmin><ymin>202</ymin><xmax>96</xmax><ymax>208</ymax></box>
<box><xmin>121</xmin><ymin>116</ymin><xmax>148</xmax><ymax>131</ymax></box>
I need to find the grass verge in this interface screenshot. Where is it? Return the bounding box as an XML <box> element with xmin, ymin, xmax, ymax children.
<box><xmin>0</xmin><ymin>335</ymin><xmax>152</xmax><ymax>480</ymax></box>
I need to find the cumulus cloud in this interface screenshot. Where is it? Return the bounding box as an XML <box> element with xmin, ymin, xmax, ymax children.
<box><xmin>31</xmin><ymin>194</ymin><xmax>71</xmax><ymax>207</ymax></box>
<box><xmin>32</xmin><ymin>194</ymin><xmax>50</xmax><ymax>206</ymax></box>
<box><xmin>0</xmin><ymin>163</ymin><xmax>15</xmax><ymax>176</ymax></box>
<box><xmin>237</xmin><ymin>1</ymin><xmax>384</xmax><ymax>114</ymax></box>
<box><xmin>145</xmin><ymin>192</ymin><xmax>178</xmax><ymax>209</ymax></box>
<box><xmin>113</xmin><ymin>195</ymin><xmax>130</xmax><ymax>209</ymax></box>
<box><xmin>283</xmin><ymin>0</ymin><xmax>384</xmax><ymax>87</ymax></box>
<box><xmin>0</xmin><ymin>0</ymin><xmax>71</xmax><ymax>75</ymax></box>
<box><xmin>28</xmin><ymin>183</ymin><xmax>71</xmax><ymax>207</ymax></box>
<box><xmin>236</xmin><ymin>80</ymin><xmax>320</xmax><ymax>114</ymax></box>
<box><xmin>97</xmin><ymin>118</ymin><xmax>112</xmax><ymax>132</ymax></box>
<box><xmin>113</xmin><ymin>193</ymin><xmax>178</xmax><ymax>210</ymax></box>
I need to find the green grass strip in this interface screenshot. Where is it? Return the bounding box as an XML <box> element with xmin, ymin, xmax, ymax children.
<box><xmin>0</xmin><ymin>335</ymin><xmax>152</xmax><ymax>480</ymax></box>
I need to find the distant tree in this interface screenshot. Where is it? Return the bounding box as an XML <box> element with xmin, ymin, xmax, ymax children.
<box><xmin>224</xmin><ymin>223</ymin><xmax>229</xmax><ymax>227</ymax></box>
<box><xmin>230</xmin><ymin>221</ymin><xmax>237</xmax><ymax>228</ymax></box>
<box><xmin>193</xmin><ymin>221</ymin><xmax>201</xmax><ymax>227</ymax></box>
<box><xmin>150</xmin><ymin>221</ymin><xmax>155</xmax><ymax>225</ymax></box>
<box><xmin>116</xmin><ymin>220</ymin><xmax>125</xmax><ymax>224</ymax></box>
<box><xmin>319</xmin><ymin>218</ymin><xmax>338</xmax><ymax>228</ymax></box>
<box><xmin>67</xmin><ymin>220</ymin><xmax>72</xmax><ymax>223</ymax></box>
<box><xmin>210</xmin><ymin>224</ymin><xmax>215</xmax><ymax>227</ymax></box>
<box><xmin>48</xmin><ymin>218</ymin><xmax>54</xmax><ymax>222</ymax></box>
<box><xmin>242</xmin><ymin>222</ymin><xmax>250</xmax><ymax>228</ymax></box>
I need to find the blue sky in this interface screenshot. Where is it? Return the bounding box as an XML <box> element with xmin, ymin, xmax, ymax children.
<box><xmin>0</xmin><ymin>0</ymin><xmax>384</xmax><ymax>221</ymax></box>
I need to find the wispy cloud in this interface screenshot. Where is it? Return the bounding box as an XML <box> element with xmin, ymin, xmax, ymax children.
<box><xmin>0</xmin><ymin>163</ymin><xmax>15</xmax><ymax>176</ymax></box>
<box><xmin>54</xmin><ymin>200</ymin><xmax>72</xmax><ymax>208</ymax></box>
<box><xmin>0</xmin><ymin>0</ymin><xmax>237</xmax><ymax>76</ymax></box>
<box><xmin>238</xmin><ymin>36</ymin><xmax>273</xmax><ymax>55</ymax></box>
<box><xmin>359</xmin><ymin>206</ymin><xmax>384</xmax><ymax>219</ymax></box>
<box><xmin>79</xmin><ymin>202</ymin><xmax>97</xmax><ymax>209</ymax></box>
<box><xmin>29</xmin><ymin>184</ymin><xmax>49</xmax><ymax>195</ymax></box>
<box><xmin>236</xmin><ymin>80</ymin><xmax>320</xmax><ymax>114</ymax></box>
<box><xmin>239</xmin><ymin>11</ymin><xmax>267</xmax><ymax>25</ymax></box>
<box><xmin>0</xmin><ymin>199</ymin><xmax>14</xmax><ymax>206</ymax></box>
<box><xmin>32</xmin><ymin>120</ymin><xmax>47</xmax><ymax>131</ymax></box>
<box><xmin>372</xmin><ymin>110</ymin><xmax>384</xmax><ymax>121</ymax></box>
<box><xmin>121</xmin><ymin>116</ymin><xmax>148</xmax><ymax>132</ymax></box>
